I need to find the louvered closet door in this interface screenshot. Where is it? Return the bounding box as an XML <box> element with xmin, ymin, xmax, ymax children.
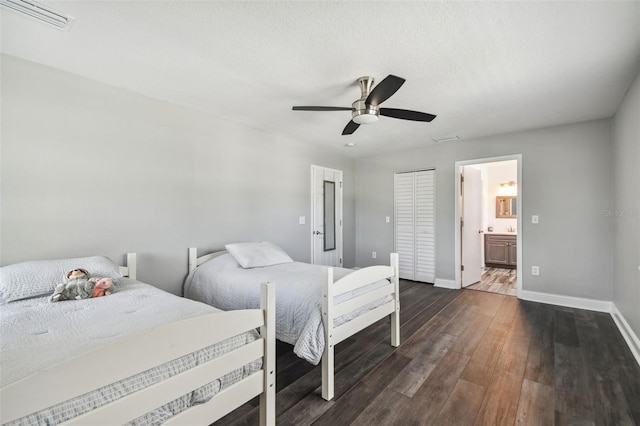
<box><xmin>395</xmin><ymin>173</ymin><xmax>416</xmax><ymax>280</ymax></box>
<box><xmin>394</xmin><ymin>170</ymin><xmax>436</xmax><ymax>283</ymax></box>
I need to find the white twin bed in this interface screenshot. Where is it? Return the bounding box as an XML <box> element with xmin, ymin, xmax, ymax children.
<box><xmin>185</xmin><ymin>241</ymin><xmax>400</xmax><ymax>400</ymax></box>
<box><xmin>0</xmin><ymin>254</ymin><xmax>275</xmax><ymax>425</ymax></box>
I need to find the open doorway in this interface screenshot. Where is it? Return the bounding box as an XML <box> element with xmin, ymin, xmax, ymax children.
<box><xmin>454</xmin><ymin>155</ymin><xmax>522</xmax><ymax>297</ymax></box>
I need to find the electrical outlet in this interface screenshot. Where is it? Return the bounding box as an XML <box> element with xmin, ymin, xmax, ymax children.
<box><xmin>372</xmin><ymin>251</ymin><xmax>377</xmax><ymax>259</ymax></box>
<box><xmin>386</xmin><ymin>216</ymin><xmax>390</xmax><ymax>223</ymax></box>
<box><xmin>532</xmin><ymin>266</ymin><xmax>540</xmax><ymax>276</ymax></box>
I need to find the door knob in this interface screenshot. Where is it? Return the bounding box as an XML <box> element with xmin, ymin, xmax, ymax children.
<box><xmin>478</xmin><ymin>230</ymin><xmax>484</xmax><ymax>234</ymax></box>
<box><xmin>314</xmin><ymin>231</ymin><xmax>324</xmax><ymax>235</ymax></box>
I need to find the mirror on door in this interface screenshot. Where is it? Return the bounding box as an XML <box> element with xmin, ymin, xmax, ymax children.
<box><xmin>496</xmin><ymin>196</ymin><xmax>517</xmax><ymax>218</ymax></box>
<box><xmin>323</xmin><ymin>180</ymin><xmax>336</xmax><ymax>251</ymax></box>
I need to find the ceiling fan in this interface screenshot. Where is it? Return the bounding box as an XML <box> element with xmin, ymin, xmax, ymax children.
<box><xmin>292</xmin><ymin>74</ymin><xmax>436</xmax><ymax>135</ymax></box>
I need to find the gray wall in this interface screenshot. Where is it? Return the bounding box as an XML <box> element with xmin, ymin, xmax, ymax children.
<box><xmin>355</xmin><ymin>119</ymin><xmax>614</xmax><ymax>301</ymax></box>
<box><xmin>1</xmin><ymin>55</ymin><xmax>356</xmax><ymax>294</ymax></box>
<box><xmin>612</xmin><ymin>69</ymin><xmax>640</xmax><ymax>339</ymax></box>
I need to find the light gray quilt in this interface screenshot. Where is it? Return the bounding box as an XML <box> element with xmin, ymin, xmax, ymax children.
<box><xmin>184</xmin><ymin>253</ymin><xmax>390</xmax><ymax>365</ymax></box>
<box><xmin>0</xmin><ymin>279</ymin><xmax>261</xmax><ymax>426</ymax></box>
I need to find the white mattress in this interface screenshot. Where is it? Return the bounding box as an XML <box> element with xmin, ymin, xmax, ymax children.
<box><xmin>184</xmin><ymin>253</ymin><xmax>389</xmax><ymax>365</ymax></box>
<box><xmin>0</xmin><ymin>279</ymin><xmax>261</xmax><ymax>425</ymax></box>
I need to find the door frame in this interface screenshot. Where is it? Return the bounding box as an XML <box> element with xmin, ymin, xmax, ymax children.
<box><xmin>454</xmin><ymin>154</ymin><xmax>522</xmax><ymax>297</ymax></box>
<box><xmin>310</xmin><ymin>165</ymin><xmax>344</xmax><ymax>267</ymax></box>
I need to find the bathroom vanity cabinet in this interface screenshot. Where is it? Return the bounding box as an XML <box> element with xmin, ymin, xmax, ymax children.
<box><xmin>484</xmin><ymin>234</ymin><xmax>517</xmax><ymax>268</ymax></box>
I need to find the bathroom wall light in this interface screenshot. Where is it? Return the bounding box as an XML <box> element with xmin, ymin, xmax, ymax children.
<box><xmin>0</xmin><ymin>0</ymin><xmax>75</xmax><ymax>31</ymax></box>
<box><xmin>497</xmin><ymin>181</ymin><xmax>517</xmax><ymax>196</ymax></box>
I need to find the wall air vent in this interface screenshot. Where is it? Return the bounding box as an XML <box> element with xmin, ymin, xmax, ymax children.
<box><xmin>0</xmin><ymin>0</ymin><xmax>75</xmax><ymax>31</ymax></box>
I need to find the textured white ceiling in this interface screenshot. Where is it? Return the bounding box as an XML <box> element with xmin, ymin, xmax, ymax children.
<box><xmin>2</xmin><ymin>1</ymin><xmax>639</xmax><ymax>158</ymax></box>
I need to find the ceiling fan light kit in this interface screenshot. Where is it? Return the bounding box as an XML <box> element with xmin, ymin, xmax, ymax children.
<box><xmin>292</xmin><ymin>74</ymin><xmax>436</xmax><ymax>135</ymax></box>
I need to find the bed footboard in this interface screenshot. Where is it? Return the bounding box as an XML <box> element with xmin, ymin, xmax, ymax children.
<box><xmin>0</xmin><ymin>282</ymin><xmax>276</xmax><ymax>426</ymax></box>
<box><xmin>321</xmin><ymin>253</ymin><xmax>400</xmax><ymax>400</ymax></box>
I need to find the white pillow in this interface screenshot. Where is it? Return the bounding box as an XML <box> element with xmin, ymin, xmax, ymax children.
<box><xmin>225</xmin><ymin>241</ymin><xmax>293</xmax><ymax>269</ymax></box>
<box><xmin>0</xmin><ymin>256</ymin><xmax>123</xmax><ymax>304</ymax></box>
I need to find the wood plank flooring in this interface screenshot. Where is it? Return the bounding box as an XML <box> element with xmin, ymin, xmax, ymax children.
<box><xmin>214</xmin><ymin>280</ymin><xmax>640</xmax><ymax>426</ymax></box>
<box><xmin>467</xmin><ymin>267</ymin><xmax>517</xmax><ymax>296</ymax></box>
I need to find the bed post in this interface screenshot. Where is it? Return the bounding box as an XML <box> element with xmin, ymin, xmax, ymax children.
<box><xmin>321</xmin><ymin>267</ymin><xmax>335</xmax><ymax>401</ymax></box>
<box><xmin>188</xmin><ymin>248</ymin><xmax>198</xmax><ymax>274</ymax></box>
<box><xmin>390</xmin><ymin>252</ymin><xmax>400</xmax><ymax>347</ymax></box>
<box><xmin>126</xmin><ymin>253</ymin><xmax>137</xmax><ymax>280</ymax></box>
<box><xmin>259</xmin><ymin>282</ymin><xmax>276</xmax><ymax>426</ymax></box>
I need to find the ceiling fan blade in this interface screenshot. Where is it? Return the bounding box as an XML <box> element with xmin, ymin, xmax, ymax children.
<box><xmin>292</xmin><ymin>106</ymin><xmax>352</xmax><ymax>111</ymax></box>
<box><xmin>365</xmin><ymin>75</ymin><xmax>405</xmax><ymax>106</ymax></box>
<box><xmin>342</xmin><ymin>120</ymin><xmax>360</xmax><ymax>135</ymax></box>
<box><xmin>380</xmin><ymin>108</ymin><xmax>436</xmax><ymax>122</ymax></box>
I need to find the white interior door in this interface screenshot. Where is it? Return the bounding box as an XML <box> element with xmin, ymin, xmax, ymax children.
<box><xmin>461</xmin><ymin>166</ymin><xmax>482</xmax><ymax>287</ymax></box>
<box><xmin>311</xmin><ymin>165</ymin><xmax>343</xmax><ymax>267</ymax></box>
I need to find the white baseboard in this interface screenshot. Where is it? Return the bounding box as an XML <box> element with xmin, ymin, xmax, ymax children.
<box><xmin>519</xmin><ymin>289</ymin><xmax>613</xmax><ymax>312</ymax></box>
<box><xmin>611</xmin><ymin>304</ymin><xmax>640</xmax><ymax>367</ymax></box>
<box><xmin>434</xmin><ymin>278</ymin><xmax>458</xmax><ymax>290</ymax></box>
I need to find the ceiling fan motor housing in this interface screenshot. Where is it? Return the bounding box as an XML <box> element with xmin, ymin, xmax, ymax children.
<box><xmin>352</xmin><ymin>76</ymin><xmax>379</xmax><ymax>124</ymax></box>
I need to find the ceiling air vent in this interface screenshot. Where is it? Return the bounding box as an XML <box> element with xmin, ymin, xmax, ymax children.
<box><xmin>0</xmin><ymin>0</ymin><xmax>75</xmax><ymax>31</ymax></box>
<box><xmin>432</xmin><ymin>134</ymin><xmax>460</xmax><ymax>143</ymax></box>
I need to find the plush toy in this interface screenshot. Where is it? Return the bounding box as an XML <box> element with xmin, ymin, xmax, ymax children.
<box><xmin>49</xmin><ymin>268</ymin><xmax>114</xmax><ymax>302</ymax></box>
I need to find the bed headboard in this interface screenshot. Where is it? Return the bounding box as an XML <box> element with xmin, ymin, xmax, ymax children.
<box><xmin>118</xmin><ymin>253</ymin><xmax>137</xmax><ymax>280</ymax></box>
<box><xmin>188</xmin><ymin>248</ymin><xmax>227</xmax><ymax>273</ymax></box>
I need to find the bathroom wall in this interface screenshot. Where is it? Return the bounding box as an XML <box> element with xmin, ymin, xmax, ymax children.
<box><xmin>483</xmin><ymin>161</ymin><xmax>518</xmax><ymax>233</ymax></box>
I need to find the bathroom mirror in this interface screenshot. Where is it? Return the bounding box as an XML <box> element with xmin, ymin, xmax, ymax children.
<box><xmin>496</xmin><ymin>196</ymin><xmax>517</xmax><ymax>218</ymax></box>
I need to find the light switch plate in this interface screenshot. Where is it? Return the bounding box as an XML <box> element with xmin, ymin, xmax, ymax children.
<box><xmin>532</xmin><ymin>215</ymin><xmax>539</xmax><ymax>224</ymax></box>
<box><xmin>386</xmin><ymin>216</ymin><xmax>390</xmax><ymax>223</ymax></box>
<box><xmin>299</xmin><ymin>216</ymin><xmax>306</xmax><ymax>225</ymax></box>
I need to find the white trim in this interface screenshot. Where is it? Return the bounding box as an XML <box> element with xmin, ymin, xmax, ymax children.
<box><xmin>519</xmin><ymin>289</ymin><xmax>613</xmax><ymax>312</ymax></box>
<box><xmin>434</xmin><ymin>278</ymin><xmax>457</xmax><ymax>289</ymax></box>
<box><xmin>611</xmin><ymin>303</ymin><xmax>640</xmax><ymax>367</ymax></box>
<box><xmin>454</xmin><ymin>155</ymin><xmax>522</xmax><ymax>296</ymax></box>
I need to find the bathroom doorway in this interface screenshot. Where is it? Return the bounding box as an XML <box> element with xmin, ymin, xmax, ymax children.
<box><xmin>454</xmin><ymin>155</ymin><xmax>522</xmax><ymax>297</ymax></box>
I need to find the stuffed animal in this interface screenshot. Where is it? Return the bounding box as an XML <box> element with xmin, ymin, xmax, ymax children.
<box><xmin>49</xmin><ymin>268</ymin><xmax>114</xmax><ymax>302</ymax></box>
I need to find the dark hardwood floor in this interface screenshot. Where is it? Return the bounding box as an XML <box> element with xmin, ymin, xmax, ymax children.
<box><xmin>215</xmin><ymin>280</ymin><xmax>640</xmax><ymax>425</ymax></box>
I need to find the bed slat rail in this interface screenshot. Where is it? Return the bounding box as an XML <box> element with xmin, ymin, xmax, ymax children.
<box><xmin>332</xmin><ymin>265</ymin><xmax>394</xmax><ymax>296</ymax></box>
<box><xmin>164</xmin><ymin>372</ymin><xmax>264</xmax><ymax>425</ymax></box>
<box><xmin>333</xmin><ymin>300</ymin><xmax>395</xmax><ymax>345</ymax></box>
<box><xmin>65</xmin><ymin>340</ymin><xmax>264</xmax><ymax>425</ymax></box>
<box><xmin>333</xmin><ymin>282</ymin><xmax>395</xmax><ymax>318</ymax></box>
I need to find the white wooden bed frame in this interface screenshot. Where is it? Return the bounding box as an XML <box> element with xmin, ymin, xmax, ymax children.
<box><xmin>188</xmin><ymin>248</ymin><xmax>400</xmax><ymax>401</ymax></box>
<box><xmin>0</xmin><ymin>253</ymin><xmax>276</xmax><ymax>426</ymax></box>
